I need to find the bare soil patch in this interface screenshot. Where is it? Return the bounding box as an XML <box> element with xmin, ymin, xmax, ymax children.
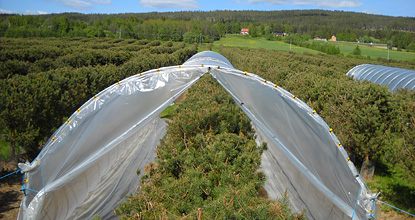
<box><xmin>0</xmin><ymin>169</ymin><xmax>22</xmax><ymax>220</ymax></box>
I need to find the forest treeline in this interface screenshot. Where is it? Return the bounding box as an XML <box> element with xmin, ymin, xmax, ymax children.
<box><xmin>0</xmin><ymin>37</ymin><xmax>197</xmax><ymax>161</ymax></box>
<box><xmin>1</xmin><ymin>10</ymin><xmax>415</xmax><ymax>50</ymax></box>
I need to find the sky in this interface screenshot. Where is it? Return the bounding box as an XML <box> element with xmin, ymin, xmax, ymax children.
<box><xmin>0</xmin><ymin>0</ymin><xmax>414</xmax><ymax>18</ymax></box>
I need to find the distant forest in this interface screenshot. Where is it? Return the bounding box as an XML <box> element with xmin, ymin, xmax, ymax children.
<box><xmin>1</xmin><ymin>10</ymin><xmax>415</xmax><ymax>50</ymax></box>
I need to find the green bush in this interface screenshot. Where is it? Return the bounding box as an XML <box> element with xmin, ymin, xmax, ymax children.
<box><xmin>0</xmin><ymin>37</ymin><xmax>197</xmax><ymax>160</ymax></box>
<box><xmin>353</xmin><ymin>45</ymin><xmax>361</xmax><ymax>55</ymax></box>
<box><xmin>116</xmin><ymin>75</ymin><xmax>304</xmax><ymax>219</ymax></box>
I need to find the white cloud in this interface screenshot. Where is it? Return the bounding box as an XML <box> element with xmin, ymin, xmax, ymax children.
<box><xmin>317</xmin><ymin>0</ymin><xmax>363</xmax><ymax>8</ymax></box>
<box><xmin>0</xmin><ymin>8</ymin><xmax>14</xmax><ymax>14</ymax></box>
<box><xmin>140</xmin><ymin>0</ymin><xmax>200</xmax><ymax>9</ymax></box>
<box><xmin>292</xmin><ymin>0</ymin><xmax>313</xmax><ymax>5</ymax></box>
<box><xmin>59</xmin><ymin>0</ymin><xmax>111</xmax><ymax>10</ymax></box>
<box><xmin>248</xmin><ymin>0</ymin><xmax>287</xmax><ymax>4</ymax></box>
<box><xmin>24</xmin><ymin>10</ymin><xmax>48</xmax><ymax>15</ymax></box>
<box><xmin>362</xmin><ymin>9</ymin><xmax>379</xmax><ymax>15</ymax></box>
<box><xmin>1</xmin><ymin>0</ymin><xmax>111</xmax><ymax>14</ymax></box>
<box><xmin>247</xmin><ymin>0</ymin><xmax>363</xmax><ymax>8</ymax></box>
<box><xmin>0</xmin><ymin>8</ymin><xmax>48</xmax><ymax>15</ymax></box>
<box><xmin>231</xmin><ymin>0</ymin><xmax>242</xmax><ymax>4</ymax></box>
<box><xmin>62</xmin><ymin>0</ymin><xmax>93</xmax><ymax>10</ymax></box>
<box><xmin>92</xmin><ymin>0</ymin><xmax>111</xmax><ymax>5</ymax></box>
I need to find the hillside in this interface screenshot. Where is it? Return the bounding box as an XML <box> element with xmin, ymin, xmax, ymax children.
<box><xmin>3</xmin><ymin>10</ymin><xmax>414</xmax><ymax>31</ymax></box>
<box><xmin>1</xmin><ymin>10</ymin><xmax>415</xmax><ymax>50</ymax></box>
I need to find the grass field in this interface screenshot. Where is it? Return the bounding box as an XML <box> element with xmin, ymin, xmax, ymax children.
<box><xmin>209</xmin><ymin>34</ymin><xmax>415</xmax><ymax>61</ymax></box>
<box><xmin>210</xmin><ymin>34</ymin><xmax>319</xmax><ymax>54</ymax></box>
<box><xmin>327</xmin><ymin>41</ymin><xmax>415</xmax><ymax>61</ymax></box>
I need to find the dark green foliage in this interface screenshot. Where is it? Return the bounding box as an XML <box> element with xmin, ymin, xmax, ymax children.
<box><xmin>0</xmin><ymin>14</ymin><xmax>222</xmax><ymax>42</ymax></box>
<box><xmin>0</xmin><ymin>37</ymin><xmax>197</xmax><ymax>159</ymax></box>
<box><xmin>284</xmin><ymin>37</ymin><xmax>341</xmax><ymax>55</ymax></box>
<box><xmin>353</xmin><ymin>45</ymin><xmax>362</xmax><ymax>55</ymax></box>
<box><xmin>249</xmin><ymin>23</ymin><xmax>258</xmax><ymax>37</ymax></box>
<box><xmin>0</xmin><ymin>60</ymin><xmax>30</xmax><ymax>78</ymax></box>
<box><xmin>116</xmin><ymin>75</ymin><xmax>304</xmax><ymax>219</ymax></box>
<box><xmin>183</xmin><ymin>32</ymin><xmax>200</xmax><ymax>44</ymax></box>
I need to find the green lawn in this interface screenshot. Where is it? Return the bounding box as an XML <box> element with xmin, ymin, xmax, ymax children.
<box><xmin>207</xmin><ymin>34</ymin><xmax>415</xmax><ymax>61</ymax></box>
<box><xmin>211</xmin><ymin>34</ymin><xmax>319</xmax><ymax>54</ymax></box>
<box><xmin>327</xmin><ymin>41</ymin><xmax>415</xmax><ymax>61</ymax></box>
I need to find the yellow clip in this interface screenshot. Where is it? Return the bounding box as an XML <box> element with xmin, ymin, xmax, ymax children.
<box><xmin>244</xmin><ymin>71</ymin><xmax>247</xmax><ymax>76</ymax></box>
<box><xmin>329</xmin><ymin>128</ymin><xmax>333</xmax><ymax>133</ymax></box>
<box><xmin>94</xmin><ymin>95</ymin><xmax>97</xmax><ymax>99</ymax></box>
<box><xmin>117</xmin><ymin>82</ymin><xmax>120</xmax><ymax>85</ymax></box>
<box><xmin>293</xmin><ymin>96</ymin><xmax>297</xmax><ymax>100</ymax></box>
<box><xmin>201</xmin><ymin>64</ymin><xmax>204</xmax><ymax>67</ymax></box>
<box><xmin>24</xmin><ymin>179</ymin><xmax>28</xmax><ymax>182</ymax></box>
<box><xmin>347</xmin><ymin>158</ymin><xmax>350</xmax><ymax>162</ymax></box>
<box><xmin>179</xmin><ymin>66</ymin><xmax>181</xmax><ymax>69</ymax></box>
<box><xmin>338</xmin><ymin>143</ymin><xmax>342</xmax><ymax>147</ymax></box>
<box><xmin>264</xmin><ymin>80</ymin><xmax>267</xmax><ymax>83</ymax></box>
<box><xmin>140</xmin><ymin>73</ymin><xmax>143</xmax><ymax>76</ymax></box>
<box><xmin>35</xmin><ymin>159</ymin><xmax>38</xmax><ymax>162</ymax></box>
<box><xmin>77</xmin><ymin>109</ymin><xmax>81</xmax><ymax>113</ymax></box>
<box><xmin>312</xmin><ymin>110</ymin><xmax>316</xmax><ymax>114</ymax></box>
<box><xmin>370</xmin><ymin>210</ymin><xmax>373</xmax><ymax>213</ymax></box>
<box><xmin>67</xmin><ymin>119</ymin><xmax>71</xmax><ymax>123</ymax></box>
<box><xmin>217</xmin><ymin>66</ymin><xmax>220</xmax><ymax>69</ymax></box>
<box><xmin>274</xmin><ymin>85</ymin><xmax>278</xmax><ymax>88</ymax></box>
<box><xmin>52</xmin><ymin>138</ymin><xmax>56</xmax><ymax>142</ymax></box>
<box><xmin>157</xmin><ymin>69</ymin><xmax>160</xmax><ymax>72</ymax></box>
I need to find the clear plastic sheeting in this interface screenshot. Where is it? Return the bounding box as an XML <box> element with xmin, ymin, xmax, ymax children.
<box><xmin>347</xmin><ymin>64</ymin><xmax>415</xmax><ymax>91</ymax></box>
<box><xmin>183</xmin><ymin>51</ymin><xmax>234</xmax><ymax>69</ymax></box>
<box><xmin>19</xmin><ymin>51</ymin><xmax>377</xmax><ymax>220</ymax></box>
<box><xmin>209</xmin><ymin>67</ymin><xmax>377</xmax><ymax>220</ymax></box>
<box><xmin>18</xmin><ymin>66</ymin><xmax>207</xmax><ymax>219</ymax></box>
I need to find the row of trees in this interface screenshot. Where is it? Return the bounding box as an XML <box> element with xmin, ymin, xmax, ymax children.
<box><xmin>1</xmin><ymin>15</ymin><xmax>222</xmax><ymax>43</ymax></box>
<box><xmin>1</xmin><ymin>10</ymin><xmax>415</xmax><ymax>50</ymax></box>
<box><xmin>282</xmin><ymin>35</ymin><xmax>341</xmax><ymax>55</ymax></box>
<box><xmin>116</xmin><ymin>74</ymin><xmax>304</xmax><ymax>219</ymax></box>
<box><xmin>0</xmin><ymin>37</ymin><xmax>197</xmax><ymax>160</ymax></box>
<box><xmin>218</xmin><ymin>46</ymin><xmax>415</xmax><ymax>212</ymax></box>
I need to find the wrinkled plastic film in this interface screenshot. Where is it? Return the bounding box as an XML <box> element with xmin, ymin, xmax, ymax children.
<box><xmin>18</xmin><ymin>51</ymin><xmax>378</xmax><ymax>220</ymax></box>
<box><xmin>210</xmin><ymin>67</ymin><xmax>375</xmax><ymax>219</ymax></box>
<box><xmin>18</xmin><ymin>66</ymin><xmax>207</xmax><ymax>220</ymax></box>
<box><xmin>183</xmin><ymin>51</ymin><xmax>234</xmax><ymax>69</ymax></box>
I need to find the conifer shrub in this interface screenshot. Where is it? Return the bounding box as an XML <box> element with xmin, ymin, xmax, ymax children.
<box><xmin>0</xmin><ymin>37</ymin><xmax>197</xmax><ymax>160</ymax></box>
<box><xmin>116</xmin><ymin>75</ymin><xmax>304</xmax><ymax>219</ymax></box>
<box><xmin>353</xmin><ymin>45</ymin><xmax>361</xmax><ymax>55</ymax></box>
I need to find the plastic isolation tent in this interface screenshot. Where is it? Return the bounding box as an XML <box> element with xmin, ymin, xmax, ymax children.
<box><xmin>347</xmin><ymin>64</ymin><xmax>415</xmax><ymax>91</ymax></box>
<box><xmin>18</xmin><ymin>51</ymin><xmax>378</xmax><ymax>220</ymax></box>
